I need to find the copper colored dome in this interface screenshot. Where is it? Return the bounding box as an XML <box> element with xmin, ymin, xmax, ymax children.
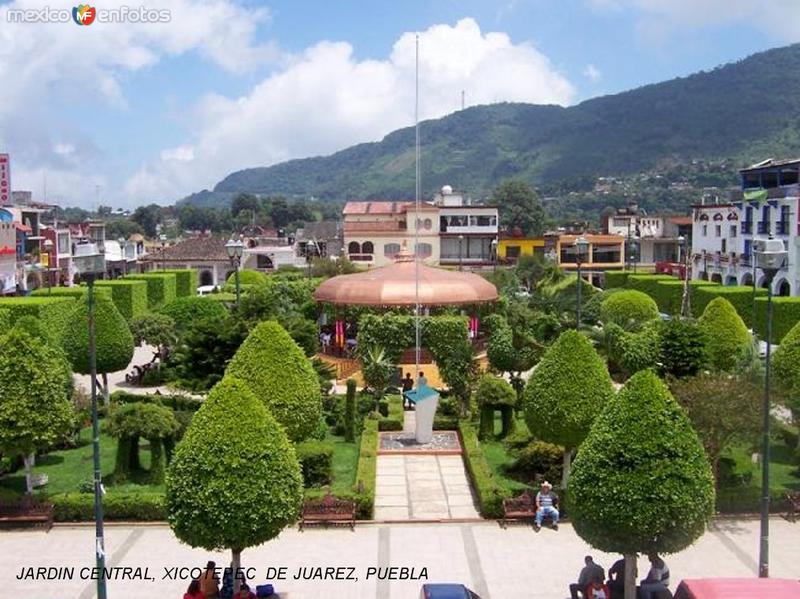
<box><xmin>313</xmin><ymin>252</ymin><xmax>499</xmax><ymax>306</ymax></box>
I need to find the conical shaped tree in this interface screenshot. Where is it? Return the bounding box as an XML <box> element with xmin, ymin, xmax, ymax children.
<box><xmin>773</xmin><ymin>320</ymin><xmax>800</xmax><ymax>439</ymax></box>
<box><xmin>166</xmin><ymin>377</ymin><xmax>303</xmax><ymax>594</ymax></box>
<box><xmin>62</xmin><ymin>292</ymin><xmax>134</xmax><ymax>406</ymax></box>
<box><xmin>699</xmin><ymin>296</ymin><xmax>752</xmax><ymax>372</ymax></box>
<box><xmin>0</xmin><ymin>329</ymin><xmax>74</xmax><ymax>494</ymax></box>
<box><xmin>522</xmin><ymin>330</ymin><xmax>614</xmax><ymax>487</ymax></box>
<box><xmin>225</xmin><ymin>320</ymin><xmax>321</xmax><ymax>442</ymax></box>
<box><xmin>569</xmin><ymin>370</ymin><xmax>715</xmax><ymax>599</ymax></box>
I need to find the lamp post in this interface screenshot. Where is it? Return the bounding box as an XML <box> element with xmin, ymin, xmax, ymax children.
<box><xmin>574</xmin><ymin>236</ymin><xmax>589</xmax><ymax>328</ymax></box>
<box><xmin>118</xmin><ymin>237</ymin><xmax>127</xmax><ymax>277</ymax></box>
<box><xmin>458</xmin><ymin>234</ymin><xmax>464</xmax><ymax>271</ymax></box>
<box><xmin>753</xmin><ymin>238</ymin><xmax>787</xmax><ymax>579</ymax></box>
<box><xmin>678</xmin><ymin>235</ymin><xmax>691</xmax><ymax>317</ymax></box>
<box><xmin>225</xmin><ymin>237</ymin><xmax>244</xmax><ymax>306</ymax></box>
<box><xmin>491</xmin><ymin>238</ymin><xmax>498</xmax><ymax>273</ymax></box>
<box><xmin>43</xmin><ymin>238</ymin><xmax>54</xmax><ymax>294</ymax></box>
<box><xmin>73</xmin><ymin>244</ymin><xmax>108</xmax><ymax>599</ymax></box>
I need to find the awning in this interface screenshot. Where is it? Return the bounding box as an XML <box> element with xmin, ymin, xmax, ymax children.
<box><xmin>14</xmin><ymin>222</ymin><xmax>32</xmax><ymax>233</ymax></box>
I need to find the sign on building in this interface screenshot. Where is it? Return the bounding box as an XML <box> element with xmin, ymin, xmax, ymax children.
<box><xmin>0</xmin><ymin>154</ymin><xmax>10</xmax><ymax>204</ymax></box>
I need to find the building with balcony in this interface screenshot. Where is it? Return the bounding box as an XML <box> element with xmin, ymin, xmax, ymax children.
<box><xmin>555</xmin><ymin>234</ymin><xmax>625</xmax><ymax>273</ymax></box>
<box><xmin>603</xmin><ymin>205</ymin><xmax>690</xmax><ymax>268</ymax></box>
<box><xmin>435</xmin><ymin>186</ymin><xmax>499</xmax><ymax>267</ymax></box>
<box><xmin>690</xmin><ymin>158</ymin><xmax>800</xmax><ymax>295</ymax></box>
<box><xmin>342</xmin><ymin>200</ymin><xmax>439</xmax><ymax>267</ymax></box>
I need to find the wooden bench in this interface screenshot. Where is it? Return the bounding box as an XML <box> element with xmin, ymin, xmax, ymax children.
<box><xmin>0</xmin><ymin>497</ymin><xmax>54</xmax><ymax>531</ymax></box>
<box><xmin>786</xmin><ymin>491</ymin><xmax>800</xmax><ymax>523</ymax></box>
<box><xmin>299</xmin><ymin>493</ymin><xmax>355</xmax><ymax>531</ymax></box>
<box><xmin>501</xmin><ymin>492</ymin><xmax>536</xmax><ymax>528</ymax></box>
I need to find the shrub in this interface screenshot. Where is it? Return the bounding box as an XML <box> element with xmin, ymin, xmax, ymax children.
<box><xmin>61</xmin><ymin>293</ymin><xmax>134</xmax><ymax>375</ymax></box>
<box><xmin>0</xmin><ymin>296</ymin><xmax>75</xmax><ymax>344</ymax></box>
<box><xmin>658</xmin><ymin>318</ymin><xmax>708</xmax><ymax>378</ymax></box>
<box><xmin>166</xmin><ymin>378</ymin><xmax>303</xmax><ymax>562</ymax></box>
<box><xmin>160</xmin><ymin>296</ymin><xmax>227</xmax><ymax>332</ymax></box>
<box><xmin>355</xmin><ymin>419</ymin><xmax>378</xmax><ymax>519</ymax></box>
<box><xmin>31</xmin><ymin>286</ymin><xmax>112</xmax><ymax>300</ymax></box>
<box><xmin>125</xmin><ymin>273</ymin><xmax>178</xmax><ymax>309</ymax></box>
<box><xmin>295</xmin><ymin>440</ymin><xmax>334</xmax><ymax>487</ymax></box>
<box><xmin>599</xmin><ymin>289</ymin><xmax>659</xmax><ymax>330</ymax></box>
<box><xmin>773</xmin><ymin>321</ymin><xmax>800</xmax><ymax>419</ymax></box>
<box><xmin>0</xmin><ymin>308</ymin><xmax>9</xmax><ymax>329</ymax></box>
<box><xmin>652</xmin><ymin>279</ymin><xmax>717</xmax><ymax>315</ymax></box>
<box><xmin>607</xmin><ymin>321</ymin><xmax>660</xmax><ymax>378</ymax></box>
<box><xmin>111</xmin><ymin>390</ymin><xmax>203</xmax><ymax>412</ymax></box>
<box><xmin>226</xmin><ymin>269</ymin><xmax>268</xmax><ymax>287</ymax></box>
<box><xmin>95</xmin><ymin>279</ymin><xmax>148</xmax><ymax>321</ymax></box>
<box><xmin>476</xmin><ymin>374</ymin><xmax>517</xmax><ymax>439</ymax></box>
<box><xmin>568</xmin><ymin>370</ymin><xmax>715</xmax><ymax>556</ymax></box>
<box><xmin>699</xmin><ymin>297</ymin><xmax>752</xmax><ymax>372</ymax></box>
<box><xmin>510</xmin><ymin>440</ymin><xmax>564</xmax><ymax>485</ymax></box>
<box><xmin>225</xmin><ymin>320</ymin><xmax>322</xmax><ymax>442</ymax></box>
<box><xmin>459</xmin><ymin>421</ymin><xmax>508</xmax><ymax>518</ymax></box>
<box><xmin>153</xmin><ymin>269</ymin><xmax>198</xmax><ymax>298</ymax></box>
<box><xmin>52</xmin><ymin>492</ymin><xmax>166</xmax><ymax>521</ymax></box>
<box><xmin>754</xmin><ymin>296</ymin><xmax>800</xmax><ymax>343</ymax></box>
<box><xmin>604</xmin><ymin>271</ymin><xmax>629</xmax><ymax>289</ymax></box>
<box><xmin>694</xmin><ymin>285</ymin><xmax>765</xmax><ymax>326</ymax></box>
<box><xmin>625</xmin><ymin>274</ymin><xmax>675</xmax><ymax>299</ymax></box>
<box><xmin>523</xmin><ymin>330</ymin><xmax>614</xmax><ymax>485</ymax></box>
<box><xmin>344</xmin><ymin>379</ymin><xmax>357</xmax><ymax>442</ymax></box>
<box><xmin>582</xmin><ymin>288</ymin><xmax>622</xmax><ymax>325</ymax></box>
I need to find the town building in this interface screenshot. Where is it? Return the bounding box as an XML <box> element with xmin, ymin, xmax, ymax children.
<box><xmin>295</xmin><ymin>221</ymin><xmax>343</xmax><ymax>260</ymax></box>
<box><xmin>434</xmin><ymin>186</ymin><xmax>499</xmax><ymax>267</ymax></box>
<box><xmin>141</xmin><ymin>236</ymin><xmax>235</xmax><ymax>287</ymax></box>
<box><xmin>690</xmin><ymin>158</ymin><xmax>800</xmax><ymax>295</ymax></box>
<box><xmin>555</xmin><ymin>233</ymin><xmax>626</xmax><ymax>274</ymax></box>
<box><xmin>602</xmin><ymin>204</ymin><xmax>690</xmax><ymax>269</ymax></box>
<box><xmin>0</xmin><ymin>222</ymin><xmax>15</xmax><ymax>294</ymax></box>
<box><xmin>497</xmin><ymin>235</ymin><xmax>545</xmax><ymax>263</ymax></box>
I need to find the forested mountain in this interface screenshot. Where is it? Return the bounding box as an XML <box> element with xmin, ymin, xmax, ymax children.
<box><xmin>183</xmin><ymin>43</ymin><xmax>800</xmax><ymax>209</ymax></box>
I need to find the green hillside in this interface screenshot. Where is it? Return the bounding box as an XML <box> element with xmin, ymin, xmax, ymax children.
<box><xmin>184</xmin><ymin>43</ymin><xmax>800</xmax><ymax>207</ymax></box>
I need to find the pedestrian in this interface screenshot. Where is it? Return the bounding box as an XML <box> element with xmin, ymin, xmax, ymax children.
<box><xmin>402</xmin><ymin>372</ymin><xmax>414</xmax><ymax>410</ymax></box>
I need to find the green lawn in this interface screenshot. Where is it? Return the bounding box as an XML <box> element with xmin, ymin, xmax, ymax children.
<box><xmin>477</xmin><ymin>413</ymin><xmax>533</xmax><ymax>495</ymax></box>
<box><xmin>723</xmin><ymin>439</ymin><xmax>800</xmax><ymax>494</ymax></box>
<box><xmin>327</xmin><ymin>432</ymin><xmax>359</xmax><ymax>494</ymax></box>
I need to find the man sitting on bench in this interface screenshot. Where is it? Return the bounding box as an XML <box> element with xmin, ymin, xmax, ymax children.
<box><xmin>534</xmin><ymin>481</ymin><xmax>559</xmax><ymax>531</ymax></box>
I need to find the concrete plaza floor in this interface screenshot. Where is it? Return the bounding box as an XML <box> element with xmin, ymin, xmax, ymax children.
<box><xmin>2</xmin><ymin>518</ymin><xmax>798</xmax><ymax>599</ymax></box>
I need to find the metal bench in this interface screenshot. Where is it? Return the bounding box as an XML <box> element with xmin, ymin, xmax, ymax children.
<box><xmin>0</xmin><ymin>497</ymin><xmax>54</xmax><ymax>531</ymax></box>
<box><xmin>299</xmin><ymin>493</ymin><xmax>355</xmax><ymax>531</ymax></box>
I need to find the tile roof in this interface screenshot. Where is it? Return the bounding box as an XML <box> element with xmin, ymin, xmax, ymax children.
<box><xmin>143</xmin><ymin>236</ymin><xmax>229</xmax><ymax>262</ymax></box>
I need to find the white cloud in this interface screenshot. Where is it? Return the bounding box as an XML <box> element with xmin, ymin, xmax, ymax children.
<box><xmin>588</xmin><ymin>0</ymin><xmax>800</xmax><ymax>43</ymax></box>
<box><xmin>124</xmin><ymin>18</ymin><xmax>575</xmax><ymax>204</ymax></box>
<box><xmin>0</xmin><ymin>0</ymin><xmax>278</xmax><ymax>205</ymax></box>
<box><xmin>161</xmin><ymin>145</ymin><xmax>195</xmax><ymax>162</ymax></box>
<box><xmin>583</xmin><ymin>64</ymin><xmax>602</xmax><ymax>82</ymax></box>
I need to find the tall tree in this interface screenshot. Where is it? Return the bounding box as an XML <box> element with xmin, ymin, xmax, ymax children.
<box><xmin>492</xmin><ymin>179</ymin><xmax>546</xmax><ymax>236</ymax></box>
<box><xmin>166</xmin><ymin>377</ymin><xmax>302</xmax><ymax>595</ymax></box>
<box><xmin>569</xmin><ymin>370</ymin><xmax>715</xmax><ymax>599</ymax></box>
<box><xmin>523</xmin><ymin>330</ymin><xmax>615</xmax><ymax>487</ymax></box>
<box><xmin>698</xmin><ymin>297</ymin><xmax>752</xmax><ymax>372</ymax></box>
<box><xmin>131</xmin><ymin>204</ymin><xmax>162</xmax><ymax>238</ymax></box>
<box><xmin>0</xmin><ymin>329</ymin><xmax>74</xmax><ymax>494</ymax></box>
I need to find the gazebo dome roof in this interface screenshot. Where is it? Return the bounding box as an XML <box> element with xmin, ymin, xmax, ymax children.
<box><xmin>313</xmin><ymin>249</ymin><xmax>498</xmax><ymax>306</ymax></box>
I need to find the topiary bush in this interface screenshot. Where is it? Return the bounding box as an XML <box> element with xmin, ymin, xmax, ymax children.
<box><xmin>599</xmin><ymin>289</ymin><xmax>659</xmax><ymax>330</ymax></box>
<box><xmin>754</xmin><ymin>296</ymin><xmax>800</xmax><ymax>344</ymax></box>
<box><xmin>773</xmin><ymin>320</ymin><xmax>800</xmax><ymax>422</ymax></box>
<box><xmin>0</xmin><ymin>296</ymin><xmax>76</xmax><ymax>344</ymax></box>
<box><xmin>625</xmin><ymin>274</ymin><xmax>674</xmax><ymax>299</ymax></box>
<box><xmin>699</xmin><ymin>297</ymin><xmax>752</xmax><ymax>372</ymax></box>
<box><xmin>61</xmin><ymin>292</ymin><xmax>134</xmax><ymax>376</ymax></box>
<box><xmin>31</xmin><ymin>286</ymin><xmax>112</xmax><ymax>300</ymax></box>
<box><xmin>166</xmin><ymin>377</ymin><xmax>303</xmax><ymax>577</ymax></box>
<box><xmin>226</xmin><ymin>269</ymin><xmax>268</xmax><ymax>287</ymax></box>
<box><xmin>344</xmin><ymin>379</ymin><xmax>357</xmax><ymax>443</ymax></box>
<box><xmin>295</xmin><ymin>440</ymin><xmax>334</xmax><ymax>487</ymax></box>
<box><xmin>604</xmin><ymin>271</ymin><xmax>629</xmax><ymax>289</ymax></box>
<box><xmin>651</xmin><ymin>279</ymin><xmax>717</xmax><ymax>315</ymax></box>
<box><xmin>694</xmin><ymin>285</ymin><xmax>764</xmax><ymax>326</ymax></box>
<box><xmin>160</xmin><ymin>296</ymin><xmax>228</xmax><ymax>333</ymax></box>
<box><xmin>153</xmin><ymin>269</ymin><xmax>198</xmax><ymax>298</ymax></box>
<box><xmin>607</xmin><ymin>321</ymin><xmax>661</xmax><ymax>378</ymax></box>
<box><xmin>476</xmin><ymin>375</ymin><xmax>517</xmax><ymax>439</ymax></box>
<box><xmin>568</xmin><ymin>371</ymin><xmax>715</xmax><ymax>559</ymax></box>
<box><xmin>95</xmin><ymin>279</ymin><xmax>148</xmax><ymax>321</ymax></box>
<box><xmin>523</xmin><ymin>330</ymin><xmax>615</xmax><ymax>486</ymax></box>
<box><xmin>125</xmin><ymin>273</ymin><xmax>177</xmax><ymax>310</ymax></box>
<box><xmin>225</xmin><ymin>320</ymin><xmax>322</xmax><ymax>442</ymax></box>
<box><xmin>658</xmin><ymin>318</ymin><xmax>708</xmax><ymax>378</ymax></box>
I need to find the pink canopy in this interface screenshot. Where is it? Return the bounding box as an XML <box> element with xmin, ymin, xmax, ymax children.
<box><xmin>675</xmin><ymin>578</ymin><xmax>800</xmax><ymax>599</ymax></box>
<box><xmin>313</xmin><ymin>249</ymin><xmax>498</xmax><ymax>307</ymax></box>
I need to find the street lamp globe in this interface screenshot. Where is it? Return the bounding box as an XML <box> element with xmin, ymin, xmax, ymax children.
<box><xmin>754</xmin><ymin>238</ymin><xmax>788</xmax><ymax>276</ymax></box>
<box><xmin>43</xmin><ymin>238</ymin><xmax>54</xmax><ymax>251</ymax></box>
<box><xmin>575</xmin><ymin>236</ymin><xmax>589</xmax><ymax>263</ymax></box>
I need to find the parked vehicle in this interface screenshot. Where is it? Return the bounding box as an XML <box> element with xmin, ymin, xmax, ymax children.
<box><xmin>420</xmin><ymin>583</ymin><xmax>481</xmax><ymax>599</ymax></box>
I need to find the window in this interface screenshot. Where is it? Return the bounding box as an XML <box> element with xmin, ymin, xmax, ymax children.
<box><xmin>362</xmin><ymin>241</ymin><xmax>374</xmax><ymax>254</ymax></box>
<box><xmin>702</xmin><ymin>224</ymin><xmax>708</xmax><ymax>236</ymax></box>
<box><xmin>423</xmin><ymin>218</ymin><xmax>432</xmax><ymax>230</ymax></box>
<box><xmin>57</xmin><ymin>233</ymin><xmax>70</xmax><ymax>255</ymax></box>
<box><xmin>730</xmin><ymin>225</ymin><xmax>737</xmax><ymax>238</ymax></box>
<box><xmin>347</xmin><ymin>241</ymin><xmax>360</xmax><ymax>254</ymax></box>
<box><xmin>715</xmin><ymin>225</ymin><xmax>721</xmax><ymax>237</ymax></box>
<box><xmin>415</xmin><ymin>242</ymin><xmax>432</xmax><ymax>259</ymax></box>
<box><xmin>383</xmin><ymin>243</ymin><xmax>400</xmax><ymax>258</ymax></box>
<box><xmin>469</xmin><ymin>215</ymin><xmax>497</xmax><ymax>227</ymax></box>
<box><xmin>506</xmin><ymin>245</ymin><xmax>520</xmax><ymax>258</ymax></box>
<box><xmin>721</xmin><ymin>239</ymin><xmax>727</xmax><ymax>253</ymax></box>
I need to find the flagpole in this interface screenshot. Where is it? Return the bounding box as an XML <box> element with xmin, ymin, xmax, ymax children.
<box><xmin>414</xmin><ymin>33</ymin><xmax>421</xmax><ymax>378</ymax></box>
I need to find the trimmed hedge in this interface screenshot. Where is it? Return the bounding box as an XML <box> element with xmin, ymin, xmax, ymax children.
<box><xmin>295</xmin><ymin>440</ymin><xmax>334</xmax><ymax>487</ymax></box>
<box><xmin>31</xmin><ymin>286</ymin><xmax>112</xmax><ymax>301</ymax></box>
<box><xmin>599</xmin><ymin>289</ymin><xmax>659</xmax><ymax>329</ymax></box>
<box><xmin>459</xmin><ymin>421</ymin><xmax>507</xmax><ymax>518</ymax></box>
<box><xmin>0</xmin><ymin>296</ymin><xmax>76</xmax><ymax>344</ymax></box>
<box><xmin>153</xmin><ymin>269</ymin><xmax>199</xmax><ymax>298</ymax></box>
<box><xmin>694</xmin><ymin>285</ymin><xmax>765</xmax><ymax>327</ymax></box>
<box><xmin>95</xmin><ymin>279</ymin><xmax>148</xmax><ymax>321</ymax></box>
<box><xmin>51</xmin><ymin>492</ymin><xmax>166</xmax><ymax>521</ymax></box>
<box><xmin>652</xmin><ymin>279</ymin><xmax>717</xmax><ymax>315</ymax></box>
<box><xmin>111</xmin><ymin>390</ymin><xmax>204</xmax><ymax>412</ymax></box>
<box><xmin>604</xmin><ymin>271</ymin><xmax>629</xmax><ymax>289</ymax></box>
<box><xmin>160</xmin><ymin>296</ymin><xmax>228</xmax><ymax>332</ymax></box>
<box><xmin>754</xmin><ymin>296</ymin><xmax>800</xmax><ymax>343</ymax></box>
<box><xmin>625</xmin><ymin>274</ymin><xmax>675</xmax><ymax>299</ymax></box>
<box><xmin>699</xmin><ymin>297</ymin><xmax>752</xmax><ymax>371</ymax></box>
<box><xmin>124</xmin><ymin>273</ymin><xmax>177</xmax><ymax>309</ymax></box>
<box><xmin>355</xmin><ymin>418</ymin><xmax>378</xmax><ymax>518</ymax></box>
<box><xmin>226</xmin><ymin>269</ymin><xmax>268</xmax><ymax>287</ymax></box>
<box><xmin>225</xmin><ymin>320</ymin><xmax>322</xmax><ymax>442</ymax></box>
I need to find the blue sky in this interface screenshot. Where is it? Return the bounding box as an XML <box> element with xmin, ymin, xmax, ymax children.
<box><xmin>0</xmin><ymin>0</ymin><xmax>795</xmax><ymax>208</ymax></box>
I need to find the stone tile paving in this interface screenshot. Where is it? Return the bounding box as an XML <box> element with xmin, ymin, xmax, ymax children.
<box><xmin>2</xmin><ymin>519</ymin><xmax>799</xmax><ymax>599</ymax></box>
<box><xmin>378</xmin><ymin>431</ymin><xmax>461</xmax><ymax>452</ymax></box>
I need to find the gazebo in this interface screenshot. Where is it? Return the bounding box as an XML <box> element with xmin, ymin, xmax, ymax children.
<box><xmin>313</xmin><ymin>248</ymin><xmax>498</xmax><ymax>384</ymax></box>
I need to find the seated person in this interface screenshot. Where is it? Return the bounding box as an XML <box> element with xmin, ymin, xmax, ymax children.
<box><xmin>638</xmin><ymin>554</ymin><xmax>670</xmax><ymax>599</ymax></box>
<box><xmin>184</xmin><ymin>579</ymin><xmax>205</xmax><ymax>599</ymax></box>
<box><xmin>199</xmin><ymin>561</ymin><xmax>219</xmax><ymax>599</ymax></box>
<box><xmin>570</xmin><ymin>556</ymin><xmax>605</xmax><ymax>599</ymax></box>
<box><xmin>586</xmin><ymin>576</ymin><xmax>611</xmax><ymax>599</ymax></box>
<box><xmin>607</xmin><ymin>556</ymin><xmax>626</xmax><ymax>599</ymax></box>
<box><xmin>534</xmin><ymin>481</ymin><xmax>559</xmax><ymax>531</ymax></box>
<box><xmin>233</xmin><ymin>583</ymin><xmax>256</xmax><ymax>599</ymax></box>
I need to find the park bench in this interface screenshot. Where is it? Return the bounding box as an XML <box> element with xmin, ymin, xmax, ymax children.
<box><xmin>299</xmin><ymin>493</ymin><xmax>355</xmax><ymax>531</ymax></box>
<box><xmin>501</xmin><ymin>491</ymin><xmax>560</xmax><ymax>529</ymax></box>
<box><xmin>786</xmin><ymin>491</ymin><xmax>800</xmax><ymax>522</ymax></box>
<box><xmin>0</xmin><ymin>496</ymin><xmax>54</xmax><ymax>531</ymax></box>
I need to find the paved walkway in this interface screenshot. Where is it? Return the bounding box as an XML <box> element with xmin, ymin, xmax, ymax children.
<box><xmin>2</xmin><ymin>519</ymin><xmax>798</xmax><ymax>598</ymax></box>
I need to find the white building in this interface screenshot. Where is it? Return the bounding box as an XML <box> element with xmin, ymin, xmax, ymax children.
<box><xmin>603</xmin><ymin>204</ymin><xmax>689</xmax><ymax>268</ymax></box>
<box><xmin>690</xmin><ymin>158</ymin><xmax>799</xmax><ymax>295</ymax></box>
<box><xmin>435</xmin><ymin>185</ymin><xmax>499</xmax><ymax>267</ymax></box>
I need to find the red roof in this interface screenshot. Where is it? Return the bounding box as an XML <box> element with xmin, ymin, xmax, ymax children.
<box><xmin>675</xmin><ymin>578</ymin><xmax>800</xmax><ymax>599</ymax></box>
<box><xmin>343</xmin><ymin>201</ymin><xmax>438</xmax><ymax>215</ymax></box>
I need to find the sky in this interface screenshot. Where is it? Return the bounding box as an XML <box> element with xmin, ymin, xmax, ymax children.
<box><xmin>0</xmin><ymin>0</ymin><xmax>798</xmax><ymax>209</ymax></box>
